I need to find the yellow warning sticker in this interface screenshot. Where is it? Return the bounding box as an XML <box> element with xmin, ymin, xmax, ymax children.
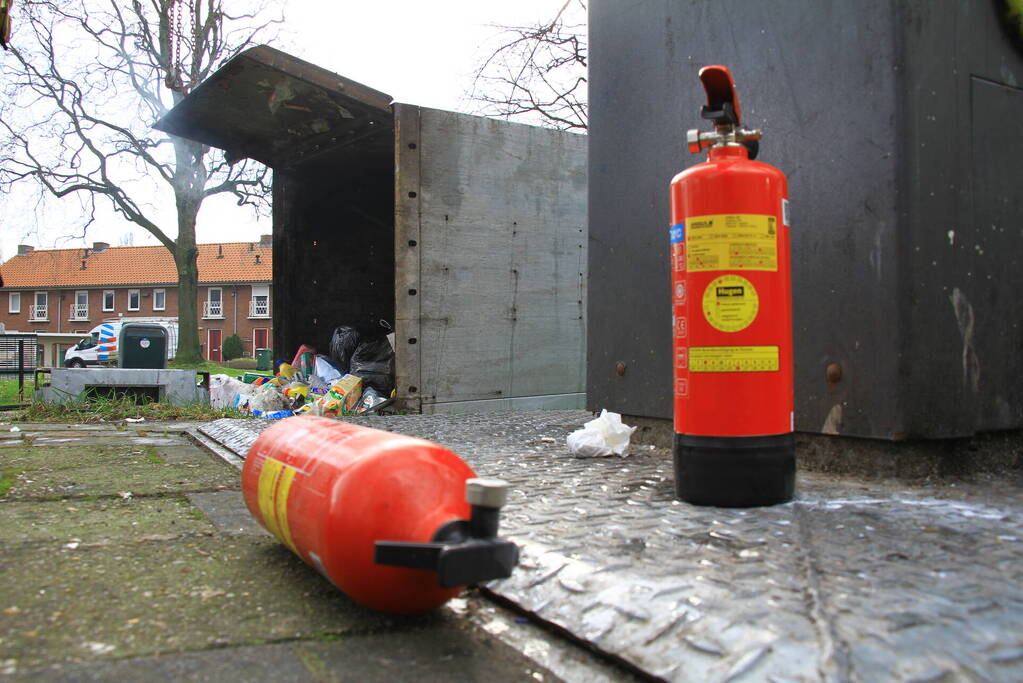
<box><xmin>702</xmin><ymin>274</ymin><xmax>759</xmax><ymax>332</ymax></box>
<box><xmin>686</xmin><ymin>214</ymin><xmax>778</xmax><ymax>272</ymax></box>
<box><xmin>257</xmin><ymin>458</ymin><xmax>299</xmax><ymax>553</ymax></box>
<box><xmin>690</xmin><ymin>346</ymin><xmax>780</xmax><ymax>372</ymax></box>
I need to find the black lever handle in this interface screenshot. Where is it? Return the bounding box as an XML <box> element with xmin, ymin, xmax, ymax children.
<box><xmin>374</xmin><ymin>478</ymin><xmax>520</xmax><ymax>588</ymax></box>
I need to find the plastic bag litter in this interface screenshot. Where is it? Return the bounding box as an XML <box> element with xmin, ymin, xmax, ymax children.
<box><xmin>566</xmin><ymin>410</ymin><xmax>638</xmax><ymax>457</ymax></box>
<box><xmin>329</xmin><ymin>325</ymin><xmax>360</xmax><ymax>374</ymax></box>
<box><xmin>314</xmin><ymin>354</ymin><xmax>343</xmax><ymax>384</ymax></box>
<box><xmin>291</xmin><ymin>344</ymin><xmax>316</xmax><ymax>368</ymax></box>
<box><xmin>350</xmin><ymin>336</ymin><xmax>395</xmax><ymax>395</ymax></box>
<box><xmin>238</xmin><ymin>383</ymin><xmax>290</xmax><ymax>414</ymax></box>
<box><xmin>209</xmin><ymin>375</ymin><xmax>253</xmax><ymax>410</ymax></box>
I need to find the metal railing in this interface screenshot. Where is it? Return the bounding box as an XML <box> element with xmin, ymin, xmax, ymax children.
<box><xmin>0</xmin><ymin>334</ymin><xmax>38</xmax><ymax>406</ymax></box>
<box><xmin>69</xmin><ymin>304</ymin><xmax>89</xmax><ymax>320</ymax></box>
<box><xmin>248</xmin><ymin>299</ymin><xmax>270</xmax><ymax>318</ymax></box>
<box><xmin>29</xmin><ymin>304</ymin><xmax>48</xmax><ymax>321</ymax></box>
<box><xmin>203</xmin><ymin>301</ymin><xmax>223</xmax><ymax>318</ymax></box>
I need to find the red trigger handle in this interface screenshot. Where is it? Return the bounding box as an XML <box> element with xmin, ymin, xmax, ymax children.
<box><xmin>698</xmin><ymin>65</ymin><xmax>742</xmax><ymax>126</ymax></box>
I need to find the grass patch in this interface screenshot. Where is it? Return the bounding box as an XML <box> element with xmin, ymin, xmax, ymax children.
<box><xmin>168</xmin><ymin>359</ymin><xmax>248</xmax><ymax>378</ymax></box>
<box><xmin>16</xmin><ymin>395</ymin><xmax>249</xmax><ymax>423</ymax></box>
<box><xmin>0</xmin><ymin>379</ymin><xmax>31</xmax><ymax>406</ymax></box>
<box><xmin>0</xmin><ymin>468</ymin><xmax>25</xmax><ymax>497</ymax></box>
<box><xmin>145</xmin><ymin>448</ymin><xmax>165</xmax><ymax>465</ymax></box>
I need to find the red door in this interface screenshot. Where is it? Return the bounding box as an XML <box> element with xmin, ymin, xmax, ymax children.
<box><xmin>253</xmin><ymin>328</ymin><xmax>269</xmax><ymax>355</ymax></box>
<box><xmin>208</xmin><ymin>329</ymin><xmax>223</xmax><ymax>362</ymax></box>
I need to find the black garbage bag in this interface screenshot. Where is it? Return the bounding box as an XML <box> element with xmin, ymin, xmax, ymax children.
<box><xmin>350</xmin><ymin>336</ymin><xmax>395</xmax><ymax>395</ymax></box>
<box><xmin>354</xmin><ymin>317</ymin><xmax>393</xmax><ymax>340</ymax></box>
<box><xmin>329</xmin><ymin>325</ymin><xmax>360</xmax><ymax>374</ymax></box>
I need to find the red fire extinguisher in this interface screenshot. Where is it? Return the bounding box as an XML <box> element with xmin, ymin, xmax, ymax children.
<box><xmin>669</xmin><ymin>65</ymin><xmax>795</xmax><ymax>507</ymax></box>
<box><xmin>241</xmin><ymin>415</ymin><xmax>519</xmax><ymax>614</ymax></box>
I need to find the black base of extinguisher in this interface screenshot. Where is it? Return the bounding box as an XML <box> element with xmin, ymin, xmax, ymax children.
<box><xmin>673</xmin><ymin>433</ymin><xmax>795</xmax><ymax>507</ymax></box>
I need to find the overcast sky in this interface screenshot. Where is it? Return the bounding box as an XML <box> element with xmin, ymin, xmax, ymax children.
<box><xmin>1</xmin><ymin>0</ymin><xmax>583</xmax><ymax>261</ymax></box>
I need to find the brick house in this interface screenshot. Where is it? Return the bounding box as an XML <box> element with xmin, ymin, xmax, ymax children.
<box><xmin>0</xmin><ymin>237</ymin><xmax>272</xmax><ymax>365</ymax></box>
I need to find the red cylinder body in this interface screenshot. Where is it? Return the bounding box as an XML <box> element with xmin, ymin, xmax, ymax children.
<box><xmin>241</xmin><ymin>415</ymin><xmax>476</xmax><ymax>614</ymax></box>
<box><xmin>669</xmin><ymin>144</ymin><xmax>794</xmax><ymax>505</ymax></box>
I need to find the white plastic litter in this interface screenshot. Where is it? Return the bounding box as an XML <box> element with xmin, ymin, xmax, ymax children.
<box><xmin>209</xmin><ymin>375</ymin><xmax>251</xmax><ymax>410</ymax></box>
<box><xmin>242</xmin><ymin>384</ymin><xmax>290</xmax><ymax>413</ymax></box>
<box><xmin>314</xmin><ymin>354</ymin><xmax>343</xmax><ymax>384</ymax></box>
<box><xmin>566</xmin><ymin>409</ymin><xmax>638</xmax><ymax>457</ymax></box>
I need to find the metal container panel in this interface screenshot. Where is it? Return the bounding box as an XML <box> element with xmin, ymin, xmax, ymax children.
<box><xmin>403</xmin><ymin>106</ymin><xmax>588</xmax><ymax>411</ymax></box>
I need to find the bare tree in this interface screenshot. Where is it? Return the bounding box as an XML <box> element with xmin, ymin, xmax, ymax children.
<box><xmin>469</xmin><ymin>0</ymin><xmax>587</xmax><ymax>131</ymax></box>
<box><xmin>0</xmin><ymin>0</ymin><xmax>280</xmax><ymax>362</ymax></box>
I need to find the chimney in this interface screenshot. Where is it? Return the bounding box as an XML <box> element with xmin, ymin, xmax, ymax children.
<box><xmin>259</xmin><ymin>234</ymin><xmax>273</xmax><ymax>247</ymax></box>
<box><xmin>92</xmin><ymin>241</ymin><xmax>109</xmax><ymax>253</ymax></box>
<box><xmin>17</xmin><ymin>245</ymin><xmax>34</xmax><ymax>256</ymax></box>
<box><xmin>217</xmin><ymin>245</ymin><xmax>224</xmax><ymax>259</ymax></box>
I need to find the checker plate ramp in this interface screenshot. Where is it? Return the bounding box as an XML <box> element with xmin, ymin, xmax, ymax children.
<box><xmin>199</xmin><ymin>412</ymin><xmax>1023</xmax><ymax>681</ymax></box>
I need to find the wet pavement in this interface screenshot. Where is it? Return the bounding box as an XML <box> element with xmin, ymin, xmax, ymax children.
<box><xmin>2</xmin><ymin>413</ymin><xmax>1022</xmax><ymax>681</ymax></box>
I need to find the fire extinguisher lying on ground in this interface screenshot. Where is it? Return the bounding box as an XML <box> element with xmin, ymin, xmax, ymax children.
<box><xmin>242</xmin><ymin>415</ymin><xmax>519</xmax><ymax>614</ymax></box>
<box><xmin>669</xmin><ymin>65</ymin><xmax>795</xmax><ymax>507</ymax></box>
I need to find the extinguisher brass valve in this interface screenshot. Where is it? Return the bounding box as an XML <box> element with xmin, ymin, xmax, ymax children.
<box><xmin>374</xmin><ymin>478</ymin><xmax>520</xmax><ymax>588</ymax></box>
<box><xmin>687</xmin><ymin>127</ymin><xmax>762</xmax><ymax>155</ymax></box>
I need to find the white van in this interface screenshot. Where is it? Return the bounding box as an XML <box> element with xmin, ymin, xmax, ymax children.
<box><xmin>65</xmin><ymin>318</ymin><xmax>179</xmax><ymax>367</ymax></box>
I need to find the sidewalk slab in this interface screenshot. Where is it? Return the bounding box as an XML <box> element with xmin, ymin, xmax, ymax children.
<box><xmin>0</xmin><ymin>423</ymin><xmax>590</xmax><ymax>682</ymax></box>
<box><xmin>200</xmin><ymin>412</ymin><xmax>1023</xmax><ymax>682</ymax></box>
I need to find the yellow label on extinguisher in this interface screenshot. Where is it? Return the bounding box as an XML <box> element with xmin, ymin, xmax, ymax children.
<box><xmin>686</xmin><ymin>214</ymin><xmax>778</xmax><ymax>272</ymax></box>
<box><xmin>690</xmin><ymin>345</ymin><xmax>780</xmax><ymax>372</ymax></box>
<box><xmin>702</xmin><ymin>274</ymin><xmax>759</xmax><ymax>332</ymax></box>
<box><xmin>257</xmin><ymin>457</ymin><xmax>299</xmax><ymax>554</ymax></box>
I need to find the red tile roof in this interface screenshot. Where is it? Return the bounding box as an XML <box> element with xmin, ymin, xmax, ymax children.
<box><xmin>0</xmin><ymin>243</ymin><xmax>272</xmax><ymax>289</ymax></box>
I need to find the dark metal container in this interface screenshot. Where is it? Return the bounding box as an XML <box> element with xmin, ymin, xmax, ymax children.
<box><xmin>588</xmin><ymin>0</ymin><xmax>1023</xmax><ymax>439</ymax></box>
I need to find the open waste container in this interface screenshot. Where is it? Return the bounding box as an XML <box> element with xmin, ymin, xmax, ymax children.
<box><xmin>118</xmin><ymin>323</ymin><xmax>167</xmax><ymax>370</ymax></box>
<box><xmin>155</xmin><ymin>46</ymin><xmax>587</xmax><ymax>414</ymax></box>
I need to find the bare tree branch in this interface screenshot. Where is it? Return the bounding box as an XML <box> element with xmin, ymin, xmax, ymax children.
<box><xmin>0</xmin><ymin>0</ymin><xmax>282</xmax><ymax>361</ymax></box>
<box><xmin>468</xmin><ymin>0</ymin><xmax>587</xmax><ymax>131</ymax></box>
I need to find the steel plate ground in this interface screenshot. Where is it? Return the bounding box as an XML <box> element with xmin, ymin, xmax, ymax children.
<box><xmin>197</xmin><ymin>412</ymin><xmax>1023</xmax><ymax>682</ymax></box>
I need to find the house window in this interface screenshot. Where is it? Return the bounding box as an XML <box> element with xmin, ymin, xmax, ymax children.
<box><xmin>253</xmin><ymin>328</ymin><xmax>269</xmax><ymax>354</ymax></box>
<box><xmin>102</xmin><ymin>290</ymin><xmax>115</xmax><ymax>312</ymax></box>
<box><xmin>152</xmin><ymin>288</ymin><xmax>166</xmax><ymax>311</ymax></box>
<box><xmin>31</xmin><ymin>292</ymin><xmax>48</xmax><ymax>321</ymax></box>
<box><xmin>70</xmin><ymin>290</ymin><xmax>89</xmax><ymax>320</ymax></box>
<box><xmin>249</xmin><ymin>285</ymin><xmax>270</xmax><ymax>318</ymax></box>
<box><xmin>128</xmin><ymin>289</ymin><xmax>140</xmax><ymax>311</ymax></box>
<box><xmin>8</xmin><ymin>292</ymin><xmax>20</xmax><ymax>314</ymax></box>
<box><xmin>204</xmin><ymin>287</ymin><xmax>223</xmax><ymax>318</ymax></box>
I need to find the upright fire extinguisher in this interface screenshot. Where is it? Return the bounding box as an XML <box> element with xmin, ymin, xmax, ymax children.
<box><xmin>669</xmin><ymin>65</ymin><xmax>795</xmax><ymax>507</ymax></box>
<box><xmin>241</xmin><ymin>416</ymin><xmax>519</xmax><ymax>614</ymax></box>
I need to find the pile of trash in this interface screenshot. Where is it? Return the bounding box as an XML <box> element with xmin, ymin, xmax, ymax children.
<box><xmin>209</xmin><ymin>322</ymin><xmax>396</xmax><ymax>419</ymax></box>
